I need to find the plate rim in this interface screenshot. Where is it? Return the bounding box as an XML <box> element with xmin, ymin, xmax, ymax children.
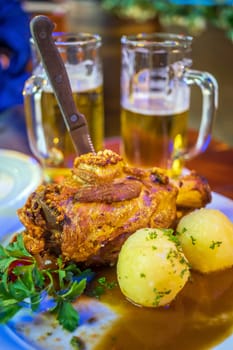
<box><xmin>0</xmin><ymin>149</ymin><xmax>42</xmax><ymax>212</ymax></box>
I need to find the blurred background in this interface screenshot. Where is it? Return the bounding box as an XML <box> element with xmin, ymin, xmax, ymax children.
<box><xmin>21</xmin><ymin>0</ymin><xmax>233</xmax><ymax>147</ymax></box>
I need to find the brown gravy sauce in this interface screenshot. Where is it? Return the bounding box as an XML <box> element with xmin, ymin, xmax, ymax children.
<box><xmin>92</xmin><ymin>266</ymin><xmax>233</xmax><ymax>350</ymax></box>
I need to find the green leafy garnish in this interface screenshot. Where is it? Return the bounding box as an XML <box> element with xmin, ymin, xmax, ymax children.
<box><xmin>190</xmin><ymin>235</ymin><xmax>197</xmax><ymax>245</ymax></box>
<box><xmin>152</xmin><ymin>288</ymin><xmax>171</xmax><ymax>307</ymax></box>
<box><xmin>209</xmin><ymin>240</ymin><xmax>222</xmax><ymax>250</ymax></box>
<box><xmin>90</xmin><ymin>276</ymin><xmax>117</xmax><ymax>298</ymax></box>
<box><xmin>0</xmin><ymin>233</ymin><xmax>94</xmax><ymax>331</ymax></box>
<box><xmin>162</xmin><ymin>228</ymin><xmax>180</xmax><ymax>246</ymax></box>
<box><xmin>70</xmin><ymin>335</ymin><xmax>85</xmax><ymax>350</ymax></box>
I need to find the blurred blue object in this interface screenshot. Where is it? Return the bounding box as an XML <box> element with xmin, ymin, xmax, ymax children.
<box><xmin>0</xmin><ymin>0</ymin><xmax>31</xmax><ymax>112</ymax></box>
<box><xmin>170</xmin><ymin>0</ymin><xmax>233</xmax><ymax>4</ymax></box>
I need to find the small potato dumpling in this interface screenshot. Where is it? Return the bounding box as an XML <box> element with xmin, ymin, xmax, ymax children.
<box><xmin>177</xmin><ymin>208</ymin><xmax>233</xmax><ymax>273</ymax></box>
<box><xmin>117</xmin><ymin>228</ymin><xmax>190</xmax><ymax>308</ymax></box>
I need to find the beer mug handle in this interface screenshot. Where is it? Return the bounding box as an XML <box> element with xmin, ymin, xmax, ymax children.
<box><xmin>183</xmin><ymin>69</ymin><xmax>218</xmax><ymax>159</ymax></box>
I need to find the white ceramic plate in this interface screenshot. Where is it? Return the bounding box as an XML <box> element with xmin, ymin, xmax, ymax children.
<box><xmin>0</xmin><ymin>150</ymin><xmax>42</xmax><ymax>237</ymax></box>
<box><xmin>0</xmin><ymin>192</ymin><xmax>233</xmax><ymax>350</ymax></box>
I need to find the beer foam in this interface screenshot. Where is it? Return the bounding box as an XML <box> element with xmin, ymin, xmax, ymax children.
<box><xmin>122</xmin><ymin>89</ymin><xmax>190</xmax><ymax>116</ymax></box>
<box><xmin>41</xmin><ymin>60</ymin><xmax>103</xmax><ymax>93</ymax></box>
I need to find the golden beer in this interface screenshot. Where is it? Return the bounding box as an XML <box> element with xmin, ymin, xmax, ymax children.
<box><xmin>120</xmin><ymin>33</ymin><xmax>218</xmax><ymax>176</ymax></box>
<box><xmin>121</xmin><ymin>106</ymin><xmax>189</xmax><ymax>176</ymax></box>
<box><xmin>24</xmin><ymin>84</ymin><xmax>104</xmax><ymax>182</ymax></box>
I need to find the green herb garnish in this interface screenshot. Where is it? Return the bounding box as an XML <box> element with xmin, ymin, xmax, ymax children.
<box><xmin>209</xmin><ymin>240</ymin><xmax>222</xmax><ymax>249</ymax></box>
<box><xmin>90</xmin><ymin>276</ymin><xmax>117</xmax><ymax>298</ymax></box>
<box><xmin>190</xmin><ymin>235</ymin><xmax>197</xmax><ymax>245</ymax></box>
<box><xmin>162</xmin><ymin>228</ymin><xmax>180</xmax><ymax>246</ymax></box>
<box><xmin>0</xmin><ymin>233</ymin><xmax>94</xmax><ymax>332</ymax></box>
<box><xmin>147</xmin><ymin>231</ymin><xmax>158</xmax><ymax>240</ymax></box>
<box><xmin>70</xmin><ymin>335</ymin><xmax>85</xmax><ymax>350</ymax></box>
<box><xmin>152</xmin><ymin>288</ymin><xmax>171</xmax><ymax>307</ymax></box>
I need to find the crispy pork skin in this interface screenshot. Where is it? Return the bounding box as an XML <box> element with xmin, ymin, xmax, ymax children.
<box><xmin>18</xmin><ymin>150</ymin><xmax>211</xmax><ymax>266</ymax></box>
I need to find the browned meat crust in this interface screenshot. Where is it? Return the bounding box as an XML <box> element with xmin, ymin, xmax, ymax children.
<box><xmin>18</xmin><ymin>150</ymin><xmax>211</xmax><ymax>266</ymax></box>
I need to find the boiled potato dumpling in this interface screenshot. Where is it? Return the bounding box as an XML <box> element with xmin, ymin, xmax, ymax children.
<box><xmin>177</xmin><ymin>208</ymin><xmax>233</xmax><ymax>273</ymax></box>
<box><xmin>117</xmin><ymin>228</ymin><xmax>190</xmax><ymax>307</ymax></box>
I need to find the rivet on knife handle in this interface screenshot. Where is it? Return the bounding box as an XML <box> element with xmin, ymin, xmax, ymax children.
<box><xmin>30</xmin><ymin>15</ymin><xmax>95</xmax><ymax>155</ymax></box>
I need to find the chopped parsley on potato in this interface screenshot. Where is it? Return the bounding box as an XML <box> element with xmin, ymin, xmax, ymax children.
<box><xmin>177</xmin><ymin>208</ymin><xmax>233</xmax><ymax>273</ymax></box>
<box><xmin>117</xmin><ymin>228</ymin><xmax>190</xmax><ymax>307</ymax></box>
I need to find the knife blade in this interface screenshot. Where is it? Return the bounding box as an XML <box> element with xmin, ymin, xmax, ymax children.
<box><xmin>30</xmin><ymin>15</ymin><xmax>95</xmax><ymax>155</ymax></box>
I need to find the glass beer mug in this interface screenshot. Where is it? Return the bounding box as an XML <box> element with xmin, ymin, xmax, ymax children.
<box><xmin>120</xmin><ymin>33</ymin><xmax>218</xmax><ymax>176</ymax></box>
<box><xmin>23</xmin><ymin>32</ymin><xmax>104</xmax><ymax>182</ymax></box>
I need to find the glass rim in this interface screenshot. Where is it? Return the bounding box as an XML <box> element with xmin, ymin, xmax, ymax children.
<box><xmin>30</xmin><ymin>32</ymin><xmax>102</xmax><ymax>47</ymax></box>
<box><xmin>121</xmin><ymin>32</ymin><xmax>193</xmax><ymax>49</ymax></box>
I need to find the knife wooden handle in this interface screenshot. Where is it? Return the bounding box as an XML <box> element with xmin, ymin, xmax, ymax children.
<box><xmin>30</xmin><ymin>15</ymin><xmax>95</xmax><ymax>155</ymax></box>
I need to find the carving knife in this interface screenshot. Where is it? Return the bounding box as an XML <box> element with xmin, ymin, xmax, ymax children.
<box><xmin>30</xmin><ymin>15</ymin><xmax>95</xmax><ymax>155</ymax></box>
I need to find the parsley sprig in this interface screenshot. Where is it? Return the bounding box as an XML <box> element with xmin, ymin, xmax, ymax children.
<box><xmin>90</xmin><ymin>276</ymin><xmax>117</xmax><ymax>298</ymax></box>
<box><xmin>0</xmin><ymin>233</ymin><xmax>94</xmax><ymax>332</ymax></box>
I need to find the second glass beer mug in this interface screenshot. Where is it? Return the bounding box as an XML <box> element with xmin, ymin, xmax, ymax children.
<box><xmin>120</xmin><ymin>33</ymin><xmax>218</xmax><ymax>176</ymax></box>
<box><xmin>23</xmin><ymin>32</ymin><xmax>104</xmax><ymax>182</ymax></box>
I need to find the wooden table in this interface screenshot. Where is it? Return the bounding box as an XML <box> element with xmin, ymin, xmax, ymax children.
<box><xmin>187</xmin><ymin>135</ymin><xmax>233</xmax><ymax>200</ymax></box>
